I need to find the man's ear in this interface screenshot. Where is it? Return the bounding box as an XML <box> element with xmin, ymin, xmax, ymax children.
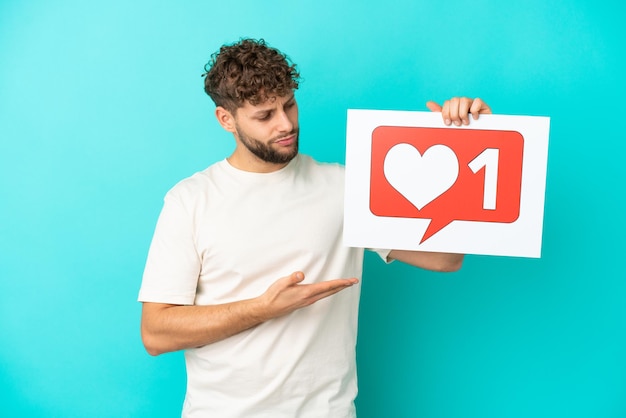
<box><xmin>215</xmin><ymin>106</ymin><xmax>236</xmax><ymax>133</ymax></box>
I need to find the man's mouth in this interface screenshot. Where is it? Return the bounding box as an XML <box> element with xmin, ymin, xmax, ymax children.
<box><xmin>274</xmin><ymin>134</ymin><xmax>297</xmax><ymax>146</ymax></box>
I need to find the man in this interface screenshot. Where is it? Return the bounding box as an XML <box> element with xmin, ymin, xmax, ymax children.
<box><xmin>139</xmin><ymin>38</ymin><xmax>491</xmax><ymax>417</ymax></box>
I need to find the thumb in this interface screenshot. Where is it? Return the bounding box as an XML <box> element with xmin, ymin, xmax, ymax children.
<box><xmin>288</xmin><ymin>271</ymin><xmax>305</xmax><ymax>284</ymax></box>
<box><xmin>426</xmin><ymin>101</ymin><xmax>442</xmax><ymax>112</ymax></box>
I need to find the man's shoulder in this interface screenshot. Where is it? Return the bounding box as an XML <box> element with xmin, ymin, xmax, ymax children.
<box><xmin>298</xmin><ymin>154</ymin><xmax>345</xmax><ymax>177</ymax></box>
<box><xmin>164</xmin><ymin>160</ymin><xmax>224</xmax><ymax>201</ymax></box>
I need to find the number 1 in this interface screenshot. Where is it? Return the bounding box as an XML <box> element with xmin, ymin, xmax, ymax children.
<box><xmin>468</xmin><ymin>148</ymin><xmax>499</xmax><ymax>210</ymax></box>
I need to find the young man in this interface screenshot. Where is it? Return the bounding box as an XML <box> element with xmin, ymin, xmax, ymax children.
<box><xmin>139</xmin><ymin>38</ymin><xmax>491</xmax><ymax>417</ymax></box>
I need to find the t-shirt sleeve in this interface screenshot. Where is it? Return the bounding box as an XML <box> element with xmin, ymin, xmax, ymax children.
<box><xmin>138</xmin><ymin>193</ymin><xmax>201</xmax><ymax>305</ymax></box>
<box><xmin>368</xmin><ymin>248</ymin><xmax>394</xmax><ymax>264</ymax></box>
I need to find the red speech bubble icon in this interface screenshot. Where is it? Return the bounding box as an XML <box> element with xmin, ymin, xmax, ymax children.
<box><xmin>370</xmin><ymin>126</ymin><xmax>524</xmax><ymax>243</ymax></box>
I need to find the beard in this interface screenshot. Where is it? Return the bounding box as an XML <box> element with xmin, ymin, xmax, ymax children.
<box><xmin>235</xmin><ymin>125</ymin><xmax>299</xmax><ymax>165</ymax></box>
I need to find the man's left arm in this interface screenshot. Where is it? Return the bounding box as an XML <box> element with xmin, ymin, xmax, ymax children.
<box><xmin>387</xmin><ymin>250</ymin><xmax>463</xmax><ymax>272</ymax></box>
<box><xmin>387</xmin><ymin>97</ymin><xmax>492</xmax><ymax>272</ymax></box>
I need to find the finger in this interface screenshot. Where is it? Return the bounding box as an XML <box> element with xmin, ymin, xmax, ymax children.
<box><xmin>303</xmin><ymin>281</ymin><xmax>359</xmax><ymax>305</ymax></box>
<box><xmin>268</xmin><ymin>272</ymin><xmax>305</xmax><ymax>296</ymax></box>
<box><xmin>448</xmin><ymin>97</ymin><xmax>461</xmax><ymax>126</ymax></box>
<box><xmin>308</xmin><ymin>278</ymin><xmax>358</xmax><ymax>293</ymax></box>
<box><xmin>283</xmin><ymin>271</ymin><xmax>305</xmax><ymax>286</ymax></box>
<box><xmin>441</xmin><ymin>100</ymin><xmax>451</xmax><ymax>126</ymax></box>
<box><xmin>305</xmin><ymin>288</ymin><xmax>348</xmax><ymax>305</ymax></box>
<box><xmin>426</xmin><ymin>101</ymin><xmax>442</xmax><ymax>112</ymax></box>
<box><xmin>301</xmin><ymin>278</ymin><xmax>358</xmax><ymax>298</ymax></box>
<box><xmin>469</xmin><ymin>97</ymin><xmax>492</xmax><ymax>119</ymax></box>
<box><xmin>459</xmin><ymin>97</ymin><xmax>472</xmax><ymax>125</ymax></box>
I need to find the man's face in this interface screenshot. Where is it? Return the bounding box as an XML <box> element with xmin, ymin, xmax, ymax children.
<box><xmin>232</xmin><ymin>93</ymin><xmax>299</xmax><ymax>165</ymax></box>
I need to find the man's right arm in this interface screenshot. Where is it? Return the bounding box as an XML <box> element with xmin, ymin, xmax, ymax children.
<box><xmin>140</xmin><ymin>271</ymin><xmax>358</xmax><ymax>356</ymax></box>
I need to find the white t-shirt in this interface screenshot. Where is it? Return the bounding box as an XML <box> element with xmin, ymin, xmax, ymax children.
<box><xmin>139</xmin><ymin>154</ymin><xmax>389</xmax><ymax>417</ymax></box>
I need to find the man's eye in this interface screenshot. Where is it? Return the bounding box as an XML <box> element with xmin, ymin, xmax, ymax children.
<box><xmin>258</xmin><ymin>113</ymin><xmax>271</xmax><ymax>121</ymax></box>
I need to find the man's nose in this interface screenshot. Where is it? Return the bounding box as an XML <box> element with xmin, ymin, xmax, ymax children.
<box><xmin>275</xmin><ymin>109</ymin><xmax>294</xmax><ymax>133</ymax></box>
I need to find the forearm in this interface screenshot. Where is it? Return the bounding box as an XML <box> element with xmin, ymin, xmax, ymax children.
<box><xmin>388</xmin><ymin>249</ymin><xmax>464</xmax><ymax>272</ymax></box>
<box><xmin>140</xmin><ymin>298</ymin><xmax>268</xmax><ymax>356</ymax></box>
<box><xmin>140</xmin><ymin>271</ymin><xmax>359</xmax><ymax>356</ymax></box>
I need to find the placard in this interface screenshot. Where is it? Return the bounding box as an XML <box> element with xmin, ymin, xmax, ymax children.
<box><xmin>344</xmin><ymin>110</ymin><xmax>550</xmax><ymax>258</ymax></box>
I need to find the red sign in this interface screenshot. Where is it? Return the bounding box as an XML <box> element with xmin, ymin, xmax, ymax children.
<box><xmin>370</xmin><ymin>126</ymin><xmax>524</xmax><ymax>243</ymax></box>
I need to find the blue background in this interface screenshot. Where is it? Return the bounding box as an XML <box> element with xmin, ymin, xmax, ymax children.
<box><xmin>1</xmin><ymin>1</ymin><xmax>624</xmax><ymax>417</ymax></box>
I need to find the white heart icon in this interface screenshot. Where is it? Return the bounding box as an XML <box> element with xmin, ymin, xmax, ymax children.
<box><xmin>383</xmin><ymin>143</ymin><xmax>459</xmax><ymax>210</ymax></box>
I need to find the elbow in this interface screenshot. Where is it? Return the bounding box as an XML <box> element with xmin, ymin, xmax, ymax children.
<box><xmin>433</xmin><ymin>255</ymin><xmax>464</xmax><ymax>273</ymax></box>
<box><xmin>144</xmin><ymin>344</ymin><xmax>163</xmax><ymax>357</ymax></box>
<box><xmin>141</xmin><ymin>332</ymin><xmax>161</xmax><ymax>357</ymax></box>
<box><xmin>439</xmin><ymin>259</ymin><xmax>463</xmax><ymax>273</ymax></box>
<box><xmin>140</xmin><ymin>302</ymin><xmax>179</xmax><ymax>356</ymax></box>
<box><xmin>141</xmin><ymin>325</ymin><xmax>167</xmax><ymax>356</ymax></box>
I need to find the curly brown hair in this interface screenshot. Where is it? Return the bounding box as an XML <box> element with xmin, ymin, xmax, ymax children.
<box><xmin>203</xmin><ymin>38</ymin><xmax>300</xmax><ymax>113</ymax></box>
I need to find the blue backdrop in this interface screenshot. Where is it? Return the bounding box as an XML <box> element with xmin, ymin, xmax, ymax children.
<box><xmin>1</xmin><ymin>1</ymin><xmax>624</xmax><ymax>417</ymax></box>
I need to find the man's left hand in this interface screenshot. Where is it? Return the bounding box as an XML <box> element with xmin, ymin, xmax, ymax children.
<box><xmin>426</xmin><ymin>97</ymin><xmax>491</xmax><ymax>126</ymax></box>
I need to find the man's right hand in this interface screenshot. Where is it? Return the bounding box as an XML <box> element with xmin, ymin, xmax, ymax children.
<box><xmin>256</xmin><ymin>271</ymin><xmax>359</xmax><ymax>320</ymax></box>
